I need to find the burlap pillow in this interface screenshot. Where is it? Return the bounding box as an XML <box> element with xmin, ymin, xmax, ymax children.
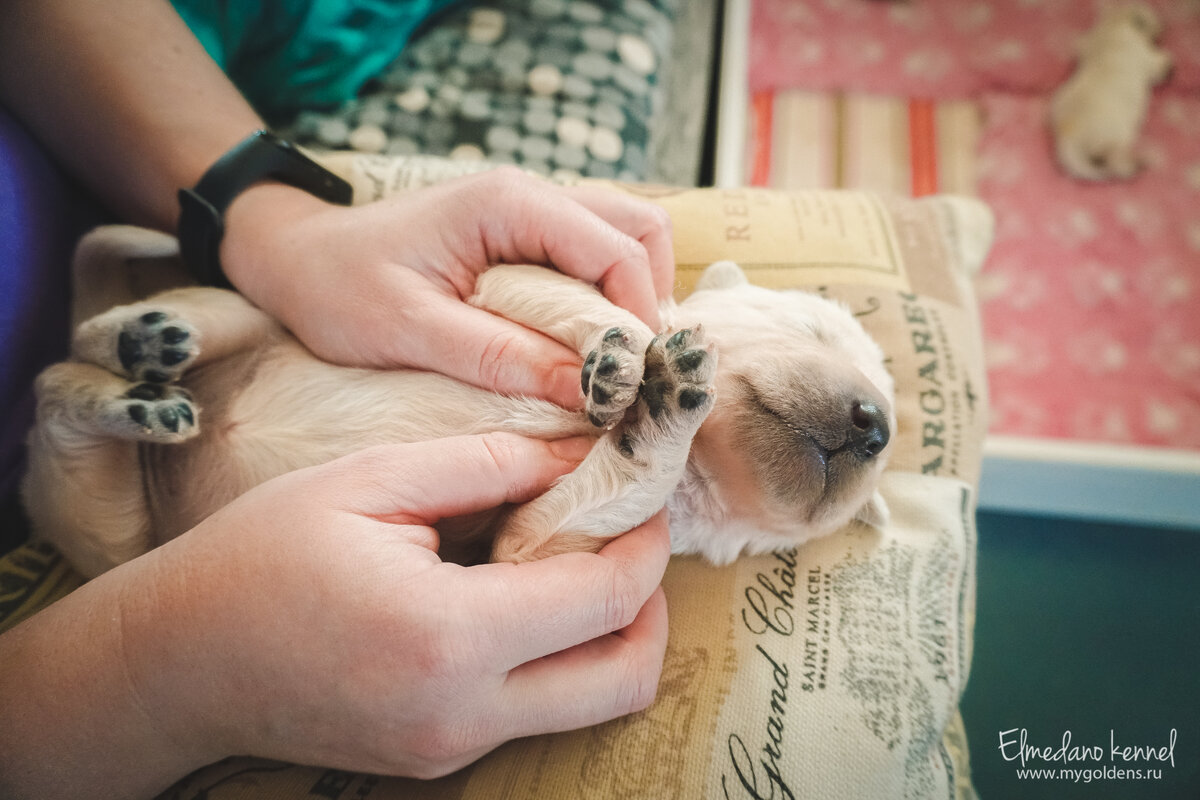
<box><xmin>153</xmin><ymin>162</ymin><xmax>990</xmax><ymax>799</ymax></box>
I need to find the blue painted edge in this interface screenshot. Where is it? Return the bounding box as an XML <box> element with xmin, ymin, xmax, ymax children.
<box><xmin>977</xmin><ymin>436</ymin><xmax>1200</xmax><ymax>531</ymax></box>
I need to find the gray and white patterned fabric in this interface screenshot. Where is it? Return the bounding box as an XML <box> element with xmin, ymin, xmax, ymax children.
<box><xmin>281</xmin><ymin>0</ymin><xmax>715</xmax><ymax>185</ymax></box>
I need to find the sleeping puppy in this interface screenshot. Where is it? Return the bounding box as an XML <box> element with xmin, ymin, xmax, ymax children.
<box><xmin>1050</xmin><ymin>3</ymin><xmax>1172</xmax><ymax>181</ymax></box>
<box><xmin>22</xmin><ymin>225</ymin><xmax>894</xmax><ymax>578</ymax></box>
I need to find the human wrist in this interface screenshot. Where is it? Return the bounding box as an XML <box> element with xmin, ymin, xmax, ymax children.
<box><xmin>114</xmin><ymin>545</ymin><xmax>248</xmax><ymax>769</ymax></box>
<box><xmin>218</xmin><ymin>182</ymin><xmax>331</xmax><ymax>303</ymax></box>
<box><xmin>178</xmin><ymin>131</ymin><xmax>352</xmax><ymax>291</ymax></box>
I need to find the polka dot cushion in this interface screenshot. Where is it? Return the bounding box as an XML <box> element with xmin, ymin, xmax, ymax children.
<box><xmin>282</xmin><ymin>0</ymin><xmax>679</xmax><ymax>183</ymax></box>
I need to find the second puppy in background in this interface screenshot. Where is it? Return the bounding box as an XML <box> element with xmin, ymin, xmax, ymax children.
<box><xmin>1050</xmin><ymin>3</ymin><xmax>1172</xmax><ymax>181</ymax></box>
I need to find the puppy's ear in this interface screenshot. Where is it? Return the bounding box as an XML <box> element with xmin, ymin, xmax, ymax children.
<box><xmin>695</xmin><ymin>260</ymin><xmax>750</xmax><ymax>292</ymax></box>
<box><xmin>855</xmin><ymin>491</ymin><xmax>890</xmax><ymax>529</ymax></box>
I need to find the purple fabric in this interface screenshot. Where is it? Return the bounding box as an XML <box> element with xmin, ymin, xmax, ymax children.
<box><xmin>0</xmin><ymin>107</ymin><xmax>95</xmax><ymax>504</ymax></box>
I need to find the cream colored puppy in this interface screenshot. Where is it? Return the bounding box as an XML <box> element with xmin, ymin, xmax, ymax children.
<box><xmin>22</xmin><ymin>226</ymin><xmax>895</xmax><ymax>578</ymax></box>
<box><xmin>1050</xmin><ymin>3</ymin><xmax>1173</xmax><ymax>181</ymax></box>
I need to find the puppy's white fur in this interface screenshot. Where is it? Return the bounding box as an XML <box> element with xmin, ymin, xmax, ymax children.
<box><xmin>23</xmin><ymin>228</ymin><xmax>895</xmax><ymax>577</ymax></box>
<box><xmin>1050</xmin><ymin>3</ymin><xmax>1172</xmax><ymax>181</ymax></box>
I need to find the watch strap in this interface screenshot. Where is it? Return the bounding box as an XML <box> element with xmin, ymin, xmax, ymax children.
<box><xmin>177</xmin><ymin>130</ymin><xmax>353</xmax><ymax>287</ymax></box>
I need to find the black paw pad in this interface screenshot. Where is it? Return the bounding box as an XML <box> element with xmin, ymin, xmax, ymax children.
<box><xmin>603</xmin><ymin>327</ymin><xmax>626</xmax><ymax>345</ymax></box>
<box><xmin>122</xmin><ymin>392</ymin><xmax>197</xmax><ymax>438</ymax></box>
<box><xmin>635</xmin><ymin>325</ymin><xmax>717</xmax><ymax>425</ymax></box>
<box><xmin>596</xmin><ymin>353</ymin><xmax>619</xmax><ymax>377</ymax></box>
<box><xmin>128</xmin><ymin>403</ymin><xmax>150</xmax><ymax>427</ymax></box>
<box><xmin>671</xmin><ymin>325</ymin><xmax>707</xmax><ymax>351</ymax></box>
<box><xmin>591</xmin><ymin>383</ymin><xmax>613</xmax><ymax>406</ymax></box>
<box><xmin>676</xmin><ymin>349</ymin><xmax>706</xmax><ymax>372</ymax></box>
<box><xmin>157</xmin><ymin>406</ymin><xmax>180</xmax><ymax>432</ymax></box>
<box><xmin>161</xmin><ymin>326</ymin><xmax>190</xmax><ymax>345</ymax></box>
<box><xmin>581</xmin><ymin>351</ymin><xmax>597</xmax><ymax>394</ymax></box>
<box><xmin>679</xmin><ymin>387</ymin><xmax>711</xmax><ymax>411</ymax></box>
<box><xmin>583</xmin><ymin>325</ymin><xmax>646</xmax><ymax>428</ymax></box>
<box><xmin>125</xmin><ymin>382</ymin><xmax>165</xmax><ymax>401</ymax></box>
<box><xmin>160</xmin><ymin>348</ymin><xmax>190</xmax><ymax>367</ymax></box>
<box><xmin>118</xmin><ymin>331</ymin><xmax>143</xmax><ymax>371</ymax></box>
<box><xmin>113</xmin><ymin>310</ymin><xmax>197</xmax><ymax>382</ymax></box>
<box><xmin>641</xmin><ymin>378</ymin><xmax>670</xmax><ymax>419</ymax></box>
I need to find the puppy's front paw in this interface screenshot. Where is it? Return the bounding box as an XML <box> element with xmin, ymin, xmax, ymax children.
<box><xmin>582</xmin><ymin>326</ymin><xmax>645</xmax><ymax>428</ymax></box>
<box><xmin>105</xmin><ymin>382</ymin><xmax>199</xmax><ymax>442</ymax></box>
<box><xmin>76</xmin><ymin>308</ymin><xmax>199</xmax><ymax>384</ymax></box>
<box><xmin>114</xmin><ymin>311</ymin><xmax>198</xmax><ymax>383</ymax></box>
<box><xmin>639</xmin><ymin>325</ymin><xmax>717</xmax><ymax>429</ymax></box>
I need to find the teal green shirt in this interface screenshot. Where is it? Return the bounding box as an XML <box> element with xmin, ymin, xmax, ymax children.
<box><xmin>173</xmin><ymin>0</ymin><xmax>458</xmax><ymax>122</ymax></box>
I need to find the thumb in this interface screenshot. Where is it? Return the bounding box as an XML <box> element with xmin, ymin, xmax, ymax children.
<box><xmin>317</xmin><ymin>433</ymin><xmax>593</xmax><ymax>524</ymax></box>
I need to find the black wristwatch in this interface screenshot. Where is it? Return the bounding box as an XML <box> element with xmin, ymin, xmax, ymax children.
<box><xmin>177</xmin><ymin>130</ymin><xmax>353</xmax><ymax>287</ymax></box>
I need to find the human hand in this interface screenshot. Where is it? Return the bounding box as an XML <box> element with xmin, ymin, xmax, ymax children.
<box><xmin>120</xmin><ymin>433</ymin><xmax>670</xmax><ymax>780</ymax></box>
<box><xmin>220</xmin><ymin>168</ymin><xmax>675</xmax><ymax>408</ymax></box>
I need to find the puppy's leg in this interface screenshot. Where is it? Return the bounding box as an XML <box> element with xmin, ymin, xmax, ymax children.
<box><xmin>1106</xmin><ymin>146</ymin><xmax>1141</xmax><ymax>180</ymax></box>
<box><xmin>23</xmin><ymin>288</ymin><xmax>276</xmax><ymax>577</ymax></box>
<box><xmin>20</xmin><ymin>363</ymin><xmax>202</xmax><ymax>577</ymax></box>
<box><xmin>491</xmin><ymin>326</ymin><xmax>716</xmax><ymax>562</ymax></box>
<box><xmin>33</xmin><ymin>363</ymin><xmax>200</xmax><ymax>444</ymax></box>
<box><xmin>1151</xmin><ymin>49</ymin><xmax>1173</xmax><ymax>84</ymax></box>
<box><xmin>470</xmin><ymin>264</ymin><xmax>658</xmax><ymax>427</ymax></box>
<box><xmin>72</xmin><ymin>287</ymin><xmax>277</xmax><ymax>382</ymax></box>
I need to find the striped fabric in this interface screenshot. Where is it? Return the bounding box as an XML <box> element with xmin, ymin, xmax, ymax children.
<box><xmin>746</xmin><ymin>90</ymin><xmax>980</xmax><ymax>199</ymax></box>
<box><xmin>0</xmin><ymin>541</ymin><xmax>83</xmax><ymax>636</ymax></box>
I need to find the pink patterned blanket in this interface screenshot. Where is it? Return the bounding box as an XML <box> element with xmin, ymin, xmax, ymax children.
<box><xmin>749</xmin><ymin>0</ymin><xmax>1200</xmax><ymax>449</ymax></box>
<box><xmin>751</xmin><ymin>0</ymin><xmax>1200</xmax><ymax>97</ymax></box>
<box><xmin>978</xmin><ymin>92</ymin><xmax>1200</xmax><ymax>447</ymax></box>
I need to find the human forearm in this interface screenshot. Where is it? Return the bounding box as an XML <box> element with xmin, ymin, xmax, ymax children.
<box><xmin>0</xmin><ymin>0</ymin><xmax>263</xmax><ymax>230</ymax></box>
<box><xmin>0</xmin><ymin>436</ymin><xmax>669</xmax><ymax>792</ymax></box>
<box><xmin>0</xmin><ymin>556</ymin><xmax>214</xmax><ymax>799</ymax></box>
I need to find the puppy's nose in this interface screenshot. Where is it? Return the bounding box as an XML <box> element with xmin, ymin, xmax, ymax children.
<box><xmin>847</xmin><ymin>401</ymin><xmax>890</xmax><ymax>458</ymax></box>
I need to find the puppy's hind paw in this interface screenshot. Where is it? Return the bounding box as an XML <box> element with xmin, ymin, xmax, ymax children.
<box><xmin>104</xmin><ymin>382</ymin><xmax>199</xmax><ymax>443</ymax></box>
<box><xmin>582</xmin><ymin>326</ymin><xmax>646</xmax><ymax>428</ymax></box>
<box><xmin>75</xmin><ymin>307</ymin><xmax>199</xmax><ymax>384</ymax></box>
